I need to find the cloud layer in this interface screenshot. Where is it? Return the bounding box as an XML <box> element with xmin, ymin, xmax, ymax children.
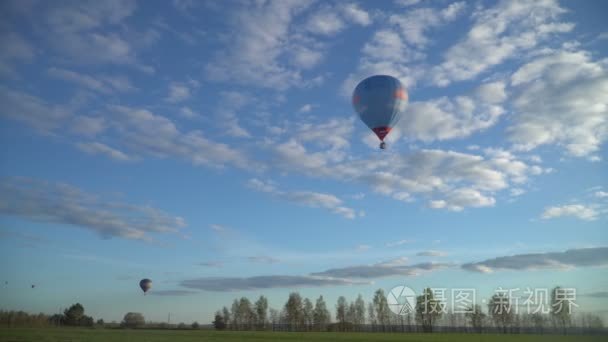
<box><xmin>180</xmin><ymin>275</ymin><xmax>369</xmax><ymax>292</ymax></box>
<box><xmin>462</xmin><ymin>247</ymin><xmax>608</xmax><ymax>273</ymax></box>
<box><xmin>0</xmin><ymin>177</ymin><xmax>186</xmax><ymax>241</ymax></box>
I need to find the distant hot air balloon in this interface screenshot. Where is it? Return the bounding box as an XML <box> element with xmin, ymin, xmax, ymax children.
<box><xmin>139</xmin><ymin>279</ymin><xmax>152</xmax><ymax>295</ymax></box>
<box><xmin>352</xmin><ymin>75</ymin><xmax>408</xmax><ymax>149</ymax></box>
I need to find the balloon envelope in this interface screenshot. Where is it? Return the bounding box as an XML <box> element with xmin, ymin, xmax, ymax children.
<box><xmin>139</xmin><ymin>279</ymin><xmax>152</xmax><ymax>293</ymax></box>
<box><xmin>352</xmin><ymin>75</ymin><xmax>408</xmax><ymax>142</ymax></box>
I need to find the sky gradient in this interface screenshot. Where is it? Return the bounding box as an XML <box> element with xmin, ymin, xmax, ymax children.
<box><xmin>0</xmin><ymin>0</ymin><xmax>607</xmax><ymax>324</ymax></box>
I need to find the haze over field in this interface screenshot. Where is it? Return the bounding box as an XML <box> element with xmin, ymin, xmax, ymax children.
<box><xmin>0</xmin><ymin>0</ymin><xmax>606</xmax><ymax>324</ymax></box>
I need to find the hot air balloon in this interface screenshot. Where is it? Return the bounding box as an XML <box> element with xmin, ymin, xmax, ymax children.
<box><xmin>139</xmin><ymin>279</ymin><xmax>152</xmax><ymax>295</ymax></box>
<box><xmin>352</xmin><ymin>75</ymin><xmax>408</xmax><ymax>149</ymax></box>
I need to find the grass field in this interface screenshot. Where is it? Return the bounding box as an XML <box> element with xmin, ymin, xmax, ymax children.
<box><xmin>0</xmin><ymin>328</ymin><xmax>606</xmax><ymax>342</ymax></box>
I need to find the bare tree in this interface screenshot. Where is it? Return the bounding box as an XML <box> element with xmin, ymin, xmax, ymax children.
<box><xmin>284</xmin><ymin>292</ymin><xmax>304</xmax><ymax>331</ymax></box>
<box><xmin>367</xmin><ymin>302</ymin><xmax>376</xmax><ymax>331</ymax></box>
<box><xmin>313</xmin><ymin>295</ymin><xmax>330</xmax><ymax>331</ymax></box>
<box><xmin>465</xmin><ymin>304</ymin><xmax>486</xmax><ymax>333</ymax></box>
<box><xmin>254</xmin><ymin>295</ymin><xmax>268</xmax><ymax>330</ymax></box>
<box><xmin>373</xmin><ymin>289</ymin><xmax>390</xmax><ymax>331</ymax></box>
<box><xmin>302</xmin><ymin>298</ymin><xmax>313</xmax><ymax>331</ymax></box>
<box><xmin>336</xmin><ymin>296</ymin><xmax>347</xmax><ymax>330</ymax></box>
<box><xmin>551</xmin><ymin>286</ymin><xmax>573</xmax><ymax>335</ymax></box>
<box><xmin>221</xmin><ymin>306</ymin><xmax>230</xmax><ymax>330</ymax></box>
<box><xmin>488</xmin><ymin>292</ymin><xmax>514</xmax><ymax>333</ymax></box>
<box><xmin>415</xmin><ymin>288</ymin><xmax>443</xmax><ymax>333</ymax></box>
<box><xmin>354</xmin><ymin>294</ymin><xmax>366</xmax><ymax>328</ymax></box>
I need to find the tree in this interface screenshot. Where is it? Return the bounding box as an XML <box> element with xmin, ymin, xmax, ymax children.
<box><xmin>373</xmin><ymin>289</ymin><xmax>390</xmax><ymax>331</ymax></box>
<box><xmin>191</xmin><ymin>321</ymin><xmax>200</xmax><ymax>329</ymax></box>
<box><xmin>254</xmin><ymin>295</ymin><xmax>268</xmax><ymax>329</ymax></box>
<box><xmin>465</xmin><ymin>304</ymin><xmax>485</xmax><ymax>333</ymax></box>
<box><xmin>488</xmin><ymin>292</ymin><xmax>514</xmax><ymax>333</ymax></box>
<box><xmin>238</xmin><ymin>297</ymin><xmax>256</xmax><ymax>330</ymax></box>
<box><xmin>415</xmin><ymin>288</ymin><xmax>443</xmax><ymax>333</ymax></box>
<box><xmin>230</xmin><ymin>299</ymin><xmax>239</xmax><ymax>329</ymax></box>
<box><xmin>335</xmin><ymin>296</ymin><xmax>347</xmax><ymax>329</ymax></box>
<box><xmin>222</xmin><ymin>306</ymin><xmax>231</xmax><ymax>330</ymax></box>
<box><xmin>212</xmin><ymin>311</ymin><xmax>226</xmax><ymax>330</ymax></box>
<box><xmin>284</xmin><ymin>292</ymin><xmax>304</xmax><ymax>331</ymax></box>
<box><xmin>80</xmin><ymin>315</ymin><xmax>94</xmax><ymax>327</ymax></box>
<box><xmin>367</xmin><ymin>302</ymin><xmax>376</xmax><ymax>331</ymax></box>
<box><xmin>96</xmin><ymin>318</ymin><xmax>104</xmax><ymax>326</ymax></box>
<box><xmin>530</xmin><ymin>313</ymin><xmax>546</xmax><ymax>334</ymax></box>
<box><xmin>269</xmin><ymin>308</ymin><xmax>280</xmax><ymax>327</ymax></box>
<box><xmin>49</xmin><ymin>314</ymin><xmax>64</xmax><ymax>327</ymax></box>
<box><xmin>302</xmin><ymin>298</ymin><xmax>313</xmax><ymax>330</ymax></box>
<box><xmin>63</xmin><ymin>303</ymin><xmax>84</xmax><ymax>326</ymax></box>
<box><xmin>122</xmin><ymin>312</ymin><xmax>145</xmax><ymax>328</ymax></box>
<box><xmin>346</xmin><ymin>302</ymin><xmax>356</xmax><ymax>325</ymax></box>
<box><xmin>354</xmin><ymin>294</ymin><xmax>366</xmax><ymax>327</ymax></box>
<box><xmin>313</xmin><ymin>295</ymin><xmax>330</xmax><ymax>331</ymax></box>
<box><xmin>551</xmin><ymin>286</ymin><xmax>573</xmax><ymax>334</ymax></box>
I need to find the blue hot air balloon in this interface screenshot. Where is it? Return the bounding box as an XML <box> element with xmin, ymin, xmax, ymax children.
<box><xmin>139</xmin><ymin>279</ymin><xmax>152</xmax><ymax>295</ymax></box>
<box><xmin>352</xmin><ymin>75</ymin><xmax>408</xmax><ymax>149</ymax></box>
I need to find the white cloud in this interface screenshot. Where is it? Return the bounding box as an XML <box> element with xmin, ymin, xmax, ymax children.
<box><xmin>209</xmin><ymin>224</ymin><xmax>227</xmax><ymax>232</ymax></box>
<box><xmin>0</xmin><ymin>177</ymin><xmax>185</xmax><ymax>241</ymax></box>
<box><xmin>306</xmin><ymin>11</ymin><xmax>345</xmax><ymax>36</ymax></box>
<box><xmin>462</xmin><ymin>247</ymin><xmax>608</xmax><ymax>273</ymax></box>
<box><xmin>107</xmin><ymin>105</ymin><xmax>259</xmax><ymax>170</ymax></box>
<box><xmin>205</xmin><ymin>1</ymin><xmax>311</xmax><ymax>90</ymax></box>
<box><xmin>43</xmin><ymin>1</ymin><xmax>140</xmax><ymax>65</ymax></box>
<box><xmin>541</xmin><ymin>204</ymin><xmax>598</xmax><ymax>221</ymax></box>
<box><xmin>417</xmin><ymin>250</ymin><xmax>447</xmax><ymax>257</ymax></box>
<box><xmin>70</xmin><ymin>116</ymin><xmax>106</xmax><ymax>137</ymax></box>
<box><xmin>430</xmin><ymin>0</ymin><xmax>574</xmax><ymax>86</ymax></box>
<box><xmin>386</xmin><ymin>239</ymin><xmax>411</xmax><ymax>247</ymax></box>
<box><xmin>395</xmin><ymin>0</ymin><xmax>422</xmax><ymax>6</ymax></box>
<box><xmin>181</xmin><ymin>275</ymin><xmax>369</xmax><ymax>292</ymax></box>
<box><xmin>508</xmin><ymin>50</ymin><xmax>608</xmax><ymax>157</ymax></box>
<box><xmin>399</xmin><ymin>82</ymin><xmax>506</xmax><ymax>142</ymax></box>
<box><xmin>356</xmin><ymin>244</ymin><xmax>371</xmax><ymax>252</ymax></box>
<box><xmin>47</xmin><ymin>68</ymin><xmax>135</xmax><ymax>94</ymax></box>
<box><xmin>247</xmin><ymin>178</ymin><xmax>358</xmax><ymax>219</ymax></box>
<box><xmin>375</xmin><ymin>256</ymin><xmax>408</xmax><ymax>267</ymax></box>
<box><xmin>389</xmin><ymin>2</ymin><xmax>466</xmax><ymax>47</ymax></box>
<box><xmin>342</xmin><ymin>2</ymin><xmax>466</xmax><ymax>95</ymax></box>
<box><xmin>166</xmin><ymin>82</ymin><xmax>191</xmax><ymax>103</ymax></box>
<box><xmin>430</xmin><ymin>188</ymin><xmax>496</xmax><ymax>211</ymax></box>
<box><xmin>77</xmin><ymin>142</ymin><xmax>131</xmax><ymax>161</ymax></box>
<box><xmin>216</xmin><ymin>91</ymin><xmax>252</xmax><ymax>138</ymax></box>
<box><xmin>298</xmin><ymin>104</ymin><xmax>314</xmax><ymax>113</ymax></box>
<box><xmin>510</xmin><ymin>188</ymin><xmax>525</xmax><ymax>197</ymax></box>
<box><xmin>0</xmin><ymin>32</ymin><xmax>35</xmax><ymax>77</ymax></box>
<box><xmin>179</xmin><ymin>106</ymin><xmax>198</xmax><ymax>119</ymax></box>
<box><xmin>595</xmin><ymin>191</ymin><xmax>608</xmax><ymax>199</ymax></box>
<box><xmin>273</xmin><ymin>127</ymin><xmax>541</xmax><ymax>210</ymax></box>
<box><xmin>341</xmin><ymin>3</ymin><xmax>371</xmax><ymax>26</ymax></box>
<box><xmin>248</xmin><ymin>255</ymin><xmax>280</xmax><ymax>264</ymax></box>
<box><xmin>311</xmin><ymin>261</ymin><xmax>452</xmax><ymax>279</ymax></box>
<box><xmin>475</xmin><ymin>81</ymin><xmax>507</xmax><ymax>104</ymax></box>
<box><xmin>0</xmin><ymin>87</ymin><xmax>71</xmax><ymax>133</ymax></box>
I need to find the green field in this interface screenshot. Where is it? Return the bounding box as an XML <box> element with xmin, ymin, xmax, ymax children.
<box><xmin>0</xmin><ymin>329</ymin><xmax>605</xmax><ymax>342</ymax></box>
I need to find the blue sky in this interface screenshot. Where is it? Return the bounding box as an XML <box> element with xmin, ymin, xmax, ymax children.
<box><xmin>0</xmin><ymin>0</ymin><xmax>607</xmax><ymax>324</ymax></box>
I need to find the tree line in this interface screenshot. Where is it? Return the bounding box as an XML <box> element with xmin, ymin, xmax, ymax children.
<box><xmin>212</xmin><ymin>287</ymin><xmax>606</xmax><ymax>334</ymax></box>
<box><xmin>1</xmin><ymin>303</ymin><xmax>95</xmax><ymax>328</ymax></box>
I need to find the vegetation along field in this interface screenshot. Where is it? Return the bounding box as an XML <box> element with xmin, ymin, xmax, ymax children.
<box><xmin>1</xmin><ymin>329</ymin><xmax>607</xmax><ymax>342</ymax></box>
